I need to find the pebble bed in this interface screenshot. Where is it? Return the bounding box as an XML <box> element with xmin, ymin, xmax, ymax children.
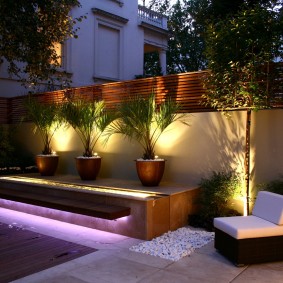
<box><xmin>129</xmin><ymin>227</ymin><xmax>215</xmax><ymax>261</ymax></box>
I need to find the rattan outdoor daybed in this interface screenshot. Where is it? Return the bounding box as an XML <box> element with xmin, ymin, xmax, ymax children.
<box><xmin>214</xmin><ymin>191</ymin><xmax>283</xmax><ymax>266</ymax></box>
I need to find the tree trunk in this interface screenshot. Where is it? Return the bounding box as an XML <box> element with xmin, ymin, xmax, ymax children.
<box><xmin>245</xmin><ymin>109</ymin><xmax>251</xmax><ymax>215</ymax></box>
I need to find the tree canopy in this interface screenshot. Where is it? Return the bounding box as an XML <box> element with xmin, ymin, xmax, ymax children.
<box><xmin>0</xmin><ymin>0</ymin><xmax>83</xmax><ymax>90</ymax></box>
<box><xmin>148</xmin><ymin>1</ymin><xmax>283</xmax><ymax>215</ymax></box>
<box><xmin>145</xmin><ymin>0</ymin><xmax>282</xmax><ymax>75</ymax></box>
<box><xmin>145</xmin><ymin>0</ymin><xmax>208</xmax><ymax>74</ymax></box>
<box><xmin>200</xmin><ymin>0</ymin><xmax>282</xmax><ymax>215</ymax></box>
<box><xmin>203</xmin><ymin>1</ymin><xmax>283</xmax><ymax>110</ymax></box>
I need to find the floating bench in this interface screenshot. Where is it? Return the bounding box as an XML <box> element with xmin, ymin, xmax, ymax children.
<box><xmin>0</xmin><ymin>187</ymin><xmax>130</xmax><ymax>220</ymax></box>
<box><xmin>214</xmin><ymin>191</ymin><xmax>283</xmax><ymax>266</ymax></box>
<box><xmin>0</xmin><ymin>175</ymin><xmax>200</xmax><ymax>240</ymax></box>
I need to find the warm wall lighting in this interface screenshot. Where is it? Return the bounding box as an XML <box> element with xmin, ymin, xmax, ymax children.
<box><xmin>233</xmin><ymin>187</ymin><xmax>248</xmax><ymax>216</ymax></box>
<box><xmin>242</xmin><ymin>196</ymin><xmax>248</xmax><ymax>216</ymax></box>
<box><xmin>52</xmin><ymin>127</ymin><xmax>75</xmax><ymax>152</ymax></box>
<box><xmin>157</xmin><ymin>119</ymin><xmax>189</xmax><ymax>151</ymax></box>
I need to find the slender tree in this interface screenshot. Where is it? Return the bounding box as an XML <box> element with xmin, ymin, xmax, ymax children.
<box><xmin>203</xmin><ymin>2</ymin><xmax>283</xmax><ymax>214</ymax></box>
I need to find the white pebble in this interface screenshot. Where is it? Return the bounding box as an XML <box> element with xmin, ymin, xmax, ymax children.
<box><xmin>129</xmin><ymin>227</ymin><xmax>214</xmax><ymax>261</ymax></box>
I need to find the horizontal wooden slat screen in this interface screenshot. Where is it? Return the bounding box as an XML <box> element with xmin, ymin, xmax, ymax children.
<box><xmin>8</xmin><ymin>90</ymin><xmax>66</xmax><ymax>124</ymax></box>
<box><xmin>95</xmin><ymin>71</ymin><xmax>212</xmax><ymax>112</ymax></box>
<box><xmin>0</xmin><ymin>97</ymin><xmax>10</xmax><ymax>124</ymax></box>
<box><xmin>1</xmin><ymin>70</ymin><xmax>282</xmax><ymax>124</ymax></box>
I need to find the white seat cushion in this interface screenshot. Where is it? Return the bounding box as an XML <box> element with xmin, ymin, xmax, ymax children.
<box><xmin>214</xmin><ymin>215</ymin><xmax>283</xmax><ymax>239</ymax></box>
<box><xmin>252</xmin><ymin>191</ymin><xmax>283</xmax><ymax>225</ymax></box>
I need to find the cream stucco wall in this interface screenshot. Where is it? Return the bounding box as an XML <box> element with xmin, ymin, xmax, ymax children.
<box><xmin>251</xmin><ymin>110</ymin><xmax>283</xmax><ymax>189</ymax></box>
<box><xmin>15</xmin><ymin>110</ymin><xmax>283</xmax><ymax>193</ymax></box>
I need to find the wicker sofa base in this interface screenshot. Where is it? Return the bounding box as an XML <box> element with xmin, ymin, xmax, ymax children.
<box><xmin>215</xmin><ymin>228</ymin><xmax>283</xmax><ymax>265</ymax></box>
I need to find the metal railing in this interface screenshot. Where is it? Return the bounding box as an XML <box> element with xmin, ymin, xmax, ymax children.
<box><xmin>138</xmin><ymin>5</ymin><xmax>167</xmax><ymax>29</ymax></box>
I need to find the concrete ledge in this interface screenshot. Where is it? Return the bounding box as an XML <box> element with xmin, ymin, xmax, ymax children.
<box><xmin>0</xmin><ymin>174</ymin><xmax>200</xmax><ymax>240</ymax></box>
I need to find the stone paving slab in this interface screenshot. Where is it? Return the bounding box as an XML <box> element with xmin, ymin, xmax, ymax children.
<box><xmin>0</xmin><ymin>207</ymin><xmax>282</xmax><ymax>283</ymax></box>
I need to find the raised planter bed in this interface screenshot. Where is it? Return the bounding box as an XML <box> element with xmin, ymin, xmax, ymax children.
<box><xmin>0</xmin><ymin>174</ymin><xmax>200</xmax><ymax>240</ymax></box>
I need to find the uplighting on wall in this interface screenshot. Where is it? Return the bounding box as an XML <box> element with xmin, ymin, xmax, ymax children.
<box><xmin>52</xmin><ymin>127</ymin><xmax>75</xmax><ymax>152</ymax></box>
<box><xmin>157</xmin><ymin>119</ymin><xmax>189</xmax><ymax>151</ymax></box>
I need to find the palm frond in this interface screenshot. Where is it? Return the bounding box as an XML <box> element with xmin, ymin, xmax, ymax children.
<box><xmin>24</xmin><ymin>96</ymin><xmax>63</xmax><ymax>154</ymax></box>
<box><xmin>107</xmin><ymin>93</ymin><xmax>189</xmax><ymax>159</ymax></box>
<box><xmin>61</xmin><ymin>98</ymin><xmax>115</xmax><ymax>157</ymax></box>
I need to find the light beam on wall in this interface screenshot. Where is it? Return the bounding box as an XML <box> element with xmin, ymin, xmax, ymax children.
<box><xmin>52</xmin><ymin>127</ymin><xmax>75</xmax><ymax>152</ymax></box>
<box><xmin>158</xmin><ymin>122</ymin><xmax>189</xmax><ymax>151</ymax></box>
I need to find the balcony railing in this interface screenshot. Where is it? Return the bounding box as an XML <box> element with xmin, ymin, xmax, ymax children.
<box><xmin>138</xmin><ymin>5</ymin><xmax>167</xmax><ymax>29</ymax></box>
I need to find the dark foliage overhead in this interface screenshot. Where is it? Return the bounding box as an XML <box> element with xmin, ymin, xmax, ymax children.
<box><xmin>0</xmin><ymin>0</ymin><xmax>83</xmax><ymax>89</ymax></box>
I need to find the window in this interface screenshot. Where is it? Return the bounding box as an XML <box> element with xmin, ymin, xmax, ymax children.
<box><xmin>93</xmin><ymin>8</ymin><xmax>128</xmax><ymax>81</ymax></box>
<box><xmin>51</xmin><ymin>43</ymin><xmax>64</xmax><ymax>67</ymax></box>
<box><xmin>96</xmin><ymin>24</ymin><xmax>120</xmax><ymax>80</ymax></box>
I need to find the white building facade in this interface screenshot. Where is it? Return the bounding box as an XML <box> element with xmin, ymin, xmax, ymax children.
<box><xmin>0</xmin><ymin>0</ymin><xmax>168</xmax><ymax>97</ymax></box>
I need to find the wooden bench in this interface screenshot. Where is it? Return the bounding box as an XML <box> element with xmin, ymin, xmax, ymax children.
<box><xmin>0</xmin><ymin>187</ymin><xmax>131</xmax><ymax>220</ymax></box>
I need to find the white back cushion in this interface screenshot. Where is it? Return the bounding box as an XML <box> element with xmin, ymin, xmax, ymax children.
<box><xmin>252</xmin><ymin>191</ymin><xmax>283</xmax><ymax>225</ymax></box>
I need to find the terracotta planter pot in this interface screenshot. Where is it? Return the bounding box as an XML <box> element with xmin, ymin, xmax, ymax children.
<box><xmin>135</xmin><ymin>159</ymin><xmax>165</xmax><ymax>186</ymax></box>
<box><xmin>75</xmin><ymin>157</ymin><xmax>101</xmax><ymax>180</ymax></box>
<box><xmin>36</xmin><ymin>155</ymin><xmax>59</xmax><ymax>176</ymax></box>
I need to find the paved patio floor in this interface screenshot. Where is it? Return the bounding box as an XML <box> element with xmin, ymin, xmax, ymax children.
<box><xmin>0</xmin><ymin>207</ymin><xmax>282</xmax><ymax>283</ymax></box>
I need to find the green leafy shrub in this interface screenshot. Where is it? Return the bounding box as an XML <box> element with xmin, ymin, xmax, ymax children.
<box><xmin>190</xmin><ymin>171</ymin><xmax>242</xmax><ymax>231</ymax></box>
<box><xmin>0</xmin><ymin>125</ymin><xmax>15</xmax><ymax>168</ymax></box>
<box><xmin>259</xmin><ymin>178</ymin><xmax>283</xmax><ymax>195</ymax></box>
<box><xmin>0</xmin><ymin>125</ymin><xmax>36</xmax><ymax>174</ymax></box>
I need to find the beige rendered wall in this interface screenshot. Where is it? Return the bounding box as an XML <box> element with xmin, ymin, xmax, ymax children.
<box><xmin>251</xmin><ymin>109</ymin><xmax>283</xmax><ymax>191</ymax></box>
<box><xmin>15</xmin><ymin>109</ymin><xmax>283</xmax><ymax>193</ymax></box>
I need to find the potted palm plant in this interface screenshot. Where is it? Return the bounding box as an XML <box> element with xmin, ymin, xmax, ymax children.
<box><xmin>24</xmin><ymin>96</ymin><xmax>63</xmax><ymax>176</ymax></box>
<box><xmin>108</xmin><ymin>93</ymin><xmax>189</xmax><ymax>186</ymax></box>
<box><xmin>61</xmin><ymin>97</ymin><xmax>114</xmax><ymax>180</ymax></box>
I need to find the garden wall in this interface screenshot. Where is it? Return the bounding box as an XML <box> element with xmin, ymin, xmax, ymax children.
<box><xmin>1</xmin><ymin>70</ymin><xmax>282</xmax><ymax>211</ymax></box>
<box><xmin>15</xmin><ymin>109</ymin><xmax>283</xmax><ymax>198</ymax></box>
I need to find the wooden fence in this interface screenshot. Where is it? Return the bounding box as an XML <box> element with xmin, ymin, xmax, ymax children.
<box><xmin>0</xmin><ymin>70</ymin><xmax>282</xmax><ymax>124</ymax></box>
<box><xmin>0</xmin><ymin>97</ymin><xmax>10</xmax><ymax>124</ymax></box>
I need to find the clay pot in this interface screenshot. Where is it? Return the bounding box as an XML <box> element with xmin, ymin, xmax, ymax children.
<box><xmin>75</xmin><ymin>157</ymin><xmax>101</xmax><ymax>180</ymax></box>
<box><xmin>36</xmin><ymin>155</ymin><xmax>59</xmax><ymax>176</ymax></box>
<box><xmin>135</xmin><ymin>159</ymin><xmax>165</xmax><ymax>186</ymax></box>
